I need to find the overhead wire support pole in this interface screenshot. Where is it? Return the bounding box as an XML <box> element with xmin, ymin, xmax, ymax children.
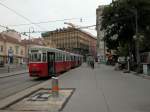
<box><xmin>135</xmin><ymin>9</ymin><xmax>140</xmax><ymax>73</ymax></box>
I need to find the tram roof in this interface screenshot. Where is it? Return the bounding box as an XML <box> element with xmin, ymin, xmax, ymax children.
<box><xmin>29</xmin><ymin>46</ymin><xmax>83</xmax><ymax>57</ymax></box>
<box><xmin>29</xmin><ymin>46</ymin><xmax>64</xmax><ymax>53</ymax></box>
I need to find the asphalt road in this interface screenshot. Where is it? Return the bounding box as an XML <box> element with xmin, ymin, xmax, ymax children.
<box><xmin>0</xmin><ymin>73</ymin><xmax>48</xmax><ymax>100</ymax></box>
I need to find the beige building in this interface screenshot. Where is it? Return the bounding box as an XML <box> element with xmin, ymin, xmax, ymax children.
<box><xmin>42</xmin><ymin>27</ymin><xmax>97</xmax><ymax>59</ymax></box>
<box><xmin>0</xmin><ymin>32</ymin><xmax>26</xmax><ymax>64</ymax></box>
<box><xmin>22</xmin><ymin>37</ymin><xmax>45</xmax><ymax>59</ymax></box>
<box><xmin>0</xmin><ymin>30</ymin><xmax>45</xmax><ymax>65</ymax></box>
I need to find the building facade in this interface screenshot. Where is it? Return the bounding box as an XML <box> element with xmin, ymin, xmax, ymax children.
<box><xmin>42</xmin><ymin>27</ymin><xmax>97</xmax><ymax>59</ymax></box>
<box><xmin>0</xmin><ymin>32</ymin><xmax>26</xmax><ymax>64</ymax></box>
<box><xmin>22</xmin><ymin>37</ymin><xmax>45</xmax><ymax>59</ymax></box>
<box><xmin>96</xmin><ymin>5</ymin><xmax>107</xmax><ymax>62</ymax></box>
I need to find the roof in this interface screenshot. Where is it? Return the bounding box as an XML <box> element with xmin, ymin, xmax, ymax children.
<box><xmin>21</xmin><ymin>38</ymin><xmax>45</xmax><ymax>46</ymax></box>
<box><xmin>77</xmin><ymin>29</ymin><xmax>97</xmax><ymax>40</ymax></box>
<box><xmin>0</xmin><ymin>32</ymin><xmax>45</xmax><ymax>47</ymax></box>
<box><xmin>0</xmin><ymin>33</ymin><xmax>23</xmax><ymax>45</ymax></box>
<box><xmin>42</xmin><ymin>27</ymin><xmax>97</xmax><ymax>40</ymax></box>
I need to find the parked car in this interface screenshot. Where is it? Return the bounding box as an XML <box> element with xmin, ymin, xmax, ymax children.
<box><xmin>117</xmin><ymin>57</ymin><xmax>127</xmax><ymax>70</ymax></box>
<box><xmin>118</xmin><ymin>57</ymin><xmax>126</xmax><ymax>64</ymax></box>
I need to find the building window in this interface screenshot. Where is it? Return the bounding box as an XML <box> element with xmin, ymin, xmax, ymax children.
<box><xmin>15</xmin><ymin>46</ymin><xmax>19</xmax><ymax>54</ymax></box>
<box><xmin>0</xmin><ymin>45</ymin><xmax>3</xmax><ymax>52</ymax></box>
<box><xmin>21</xmin><ymin>49</ymin><xmax>23</xmax><ymax>55</ymax></box>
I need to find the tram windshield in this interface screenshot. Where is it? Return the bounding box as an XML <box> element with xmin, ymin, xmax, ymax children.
<box><xmin>29</xmin><ymin>53</ymin><xmax>42</xmax><ymax>62</ymax></box>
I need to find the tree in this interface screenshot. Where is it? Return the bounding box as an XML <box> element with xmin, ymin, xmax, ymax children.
<box><xmin>101</xmin><ymin>0</ymin><xmax>150</xmax><ymax>60</ymax></box>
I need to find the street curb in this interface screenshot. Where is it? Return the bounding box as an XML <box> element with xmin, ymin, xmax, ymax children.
<box><xmin>0</xmin><ymin>71</ymin><xmax>28</xmax><ymax>78</ymax></box>
<box><xmin>120</xmin><ymin>69</ymin><xmax>150</xmax><ymax>80</ymax></box>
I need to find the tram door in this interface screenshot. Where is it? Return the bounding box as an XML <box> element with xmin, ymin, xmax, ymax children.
<box><xmin>47</xmin><ymin>52</ymin><xmax>55</xmax><ymax>76</ymax></box>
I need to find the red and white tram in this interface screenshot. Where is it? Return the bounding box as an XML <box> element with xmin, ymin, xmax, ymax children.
<box><xmin>28</xmin><ymin>46</ymin><xmax>83</xmax><ymax>77</ymax></box>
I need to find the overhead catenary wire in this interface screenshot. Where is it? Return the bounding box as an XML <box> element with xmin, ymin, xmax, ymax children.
<box><xmin>6</xmin><ymin>17</ymin><xmax>84</xmax><ymax>27</ymax></box>
<box><xmin>5</xmin><ymin>15</ymin><xmax>95</xmax><ymax>27</ymax></box>
<box><xmin>20</xmin><ymin>24</ymin><xmax>96</xmax><ymax>34</ymax></box>
<box><xmin>0</xmin><ymin>1</ymin><xmax>45</xmax><ymax>30</ymax></box>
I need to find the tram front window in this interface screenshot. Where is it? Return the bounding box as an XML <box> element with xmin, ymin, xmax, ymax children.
<box><xmin>30</xmin><ymin>53</ymin><xmax>41</xmax><ymax>62</ymax></box>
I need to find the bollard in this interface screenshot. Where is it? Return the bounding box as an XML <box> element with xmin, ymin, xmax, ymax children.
<box><xmin>127</xmin><ymin>57</ymin><xmax>130</xmax><ymax>73</ymax></box>
<box><xmin>8</xmin><ymin>65</ymin><xmax>10</xmax><ymax>73</ymax></box>
<box><xmin>52</xmin><ymin>77</ymin><xmax>59</xmax><ymax>97</ymax></box>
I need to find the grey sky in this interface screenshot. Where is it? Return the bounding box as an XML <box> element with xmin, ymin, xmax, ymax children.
<box><xmin>0</xmin><ymin>0</ymin><xmax>112</xmax><ymax>38</ymax></box>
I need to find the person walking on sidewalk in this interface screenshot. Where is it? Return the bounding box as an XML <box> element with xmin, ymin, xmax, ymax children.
<box><xmin>89</xmin><ymin>56</ymin><xmax>95</xmax><ymax>69</ymax></box>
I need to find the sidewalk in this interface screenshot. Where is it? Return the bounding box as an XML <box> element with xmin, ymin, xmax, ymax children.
<box><xmin>0</xmin><ymin>64</ymin><xmax>28</xmax><ymax>78</ymax></box>
<box><xmin>0</xmin><ymin>70</ymin><xmax>28</xmax><ymax>78</ymax></box>
<box><xmin>1</xmin><ymin>63</ymin><xmax>150</xmax><ymax>112</ymax></box>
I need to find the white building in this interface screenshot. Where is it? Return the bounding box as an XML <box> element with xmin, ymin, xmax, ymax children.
<box><xmin>96</xmin><ymin>5</ymin><xmax>107</xmax><ymax>62</ymax></box>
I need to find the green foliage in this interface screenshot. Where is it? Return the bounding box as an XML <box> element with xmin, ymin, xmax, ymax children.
<box><xmin>101</xmin><ymin>0</ymin><xmax>150</xmax><ymax>54</ymax></box>
<box><xmin>117</xmin><ymin>44</ymin><xmax>129</xmax><ymax>56</ymax></box>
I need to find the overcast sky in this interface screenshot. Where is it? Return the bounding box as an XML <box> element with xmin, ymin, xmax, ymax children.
<box><xmin>0</xmin><ymin>0</ymin><xmax>112</xmax><ymax>38</ymax></box>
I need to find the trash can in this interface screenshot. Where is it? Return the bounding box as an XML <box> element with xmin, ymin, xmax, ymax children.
<box><xmin>143</xmin><ymin>64</ymin><xmax>150</xmax><ymax>75</ymax></box>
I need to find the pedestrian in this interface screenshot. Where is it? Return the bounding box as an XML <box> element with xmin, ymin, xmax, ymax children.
<box><xmin>89</xmin><ymin>56</ymin><xmax>94</xmax><ymax>69</ymax></box>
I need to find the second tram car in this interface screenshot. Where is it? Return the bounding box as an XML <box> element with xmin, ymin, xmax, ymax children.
<box><xmin>28</xmin><ymin>46</ymin><xmax>83</xmax><ymax>77</ymax></box>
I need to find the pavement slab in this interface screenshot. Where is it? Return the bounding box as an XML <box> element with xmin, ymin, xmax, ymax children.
<box><xmin>0</xmin><ymin>63</ymin><xmax>150</xmax><ymax>112</ymax></box>
<box><xmin>7</xmin><ymin>89</ymin><xmax>74</xmax><ymax>112</ymax></box>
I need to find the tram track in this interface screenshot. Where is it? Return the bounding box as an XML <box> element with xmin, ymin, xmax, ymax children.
<box><xmin>0</xmin><ymin>73</ymin><xmax>48</xmax><ymax>100</ymax></box>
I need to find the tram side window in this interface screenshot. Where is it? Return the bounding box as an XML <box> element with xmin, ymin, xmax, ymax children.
<box><xmin>62</xmin><ymin>54</ymin><xmax>64</xmax><ymax>61</ymax></box>
<box><xmin>59</xmin><ymin>53</ymin><xmax>61</xmax><ymax>61</ymax></box>
<box><xmin>59</xmin><ymin>53</ymin><xmax>62</xmax><ymax>61</ymax></box>
<box><xmin>30</xmin><ymin>53</ymin><xmax>41</xmax><ymax>62</ymax></box>
<box><xmin>66</xmin><ymin>55</ymin><xmax>68</xmax><ymax>61</ymax></box>
<box><xmin>68</xmin><ymin>55</ymin><xmax>71</xmax><ymax>61</ymax></box>
<box><xmin>43</xmin><ymin>53</ymin><xmax>46</xmax><ymax>62</ymax></box>
<box><xmin>71</xmin><ymin>56</ymin><xmax>73</xmax><ymax>61</ymax></box>
<box><xmin>55</xmin><ymin>53</ymin><xmax>58</xmax><ymax>61</ymax></box>
<box><xmin>56</xmin><ymin>53</ymin><xmax>60</xmax><ymax>61</ymax></box>
<box><xmin>63</xmin><ymin>54</ymin><xmax>66</xmax><ymax>61</ymax></box>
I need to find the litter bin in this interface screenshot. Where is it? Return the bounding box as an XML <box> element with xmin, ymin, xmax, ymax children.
<box><xmin>143</xmin><ymin>64</ymin><xmax>150</xmax><ymax>75</ymax></box>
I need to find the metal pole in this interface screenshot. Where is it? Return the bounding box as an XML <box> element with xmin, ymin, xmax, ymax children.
<box><xmin>28</xmin><ymin>27</ymin><xmax>34</xmax><ymax>64</ymax></box>
<box><xmin>8</xmin><ymin>64</ymin><xmax>10</xmax><ymax>73</ymax></box>
<box><xmin>135</xmin><ymin>9</ymin><xmax>140</xmax><ymax>73</ymax></box>
<box><xmin>104</xmin><ymin>31</ymin><xmax>106</xmax><ymax>63</ymax></box>
<box><xmin>28</xmin><ymin>28</ymin><xmax>30</xmax><ymax>64</ymax></box>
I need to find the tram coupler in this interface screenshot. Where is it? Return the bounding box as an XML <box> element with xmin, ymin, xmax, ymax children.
<box><xmin>52</xmin><ymin>77</ymin><xmax>59</xmax><ymax>97</ymax></box>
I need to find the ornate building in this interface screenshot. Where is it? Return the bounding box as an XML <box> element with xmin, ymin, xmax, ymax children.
<box><xmin>42</xmin><ymin>27</ymin><xmax>97</xmax><ymax>59</ymax></box>
<box><xmin>0</xmin><ymin>30</ymin><xmax>45</xmax><ymax>65</ymax></box>
<box><xmin>0</xmin><ymin>32</ymin><xmax>26</xmax><ymax>64</ymax></box>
